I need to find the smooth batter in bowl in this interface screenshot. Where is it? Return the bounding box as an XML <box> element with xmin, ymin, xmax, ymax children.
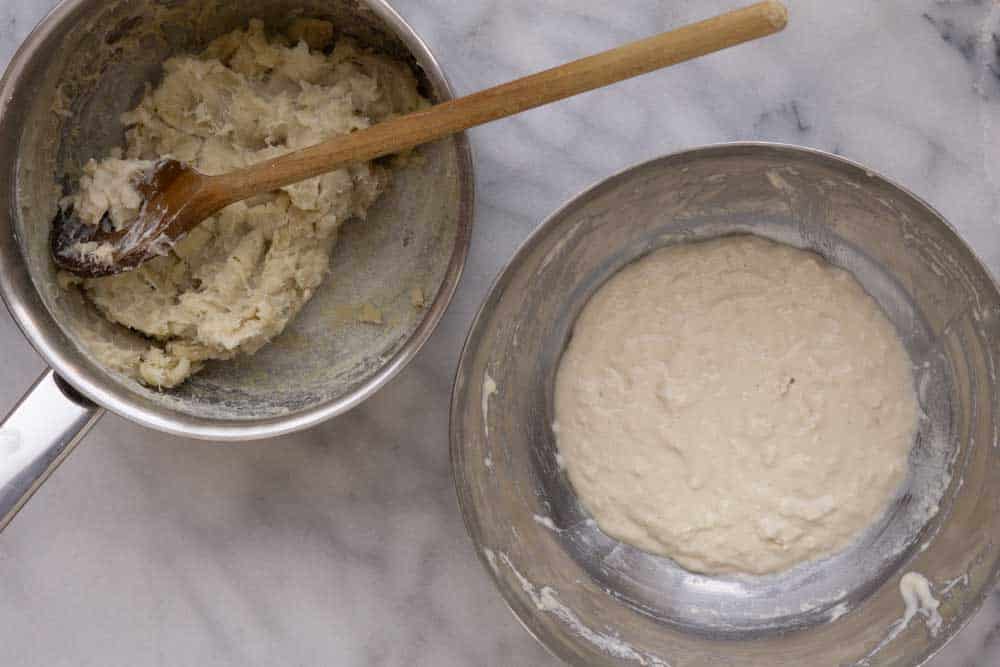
<box><xmin>553</xmin><ymin>235</ymin><xmax>921</xmax><ymax>577</ymax></box>
<box><xmin>452</xmin><ymin>144</ymin><xmax>1000</xmax><ymax>666</ymax></box>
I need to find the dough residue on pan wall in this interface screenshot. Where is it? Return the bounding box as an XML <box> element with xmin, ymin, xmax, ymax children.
<box><xmin>59</xmin><ymin>19</ymin><xmax>428</xmax><ymax>388</ymax></box>
<box><xmin>554</xmin><ymin>236</ymin><xmax>919</xmax><ymax>576</ymax></box>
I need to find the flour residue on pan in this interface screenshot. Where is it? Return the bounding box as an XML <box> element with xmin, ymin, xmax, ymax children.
<box><xmin>861</xmin><ymin>572</ymin><xmax>944</xmax><ymax>664</ymax></box>
<box><xmin>898</xmin><ymin>572</ymin><xmax>943</xmax><ymax>636</ymax></box>
<box><xmin>482</xmin><ymin>547</ymin><xmax>499</xmax><ymax>575</ymax></box>
<box><xmin>498</xmin><ymin>553</ymin><xmax>669</xmax><ymax>667</ymax></box>
<box><xmin>826</xmin><ymin>601</ymin><xmax>851</xmax><ymax>623</ymax></box>
<box><xmin>481</xmin><ymin>370</ymin><xmax>498</xmax><ymax>470</ymax></box>
<box><xmin>482</xmin><ymin>370</ymin><xmax>498</xmax><ymax>438</ymax></box>
<box><xmin>533</xmin><ymin>514</ymin><xmax>559</xmax><ymax>532</ymax></box>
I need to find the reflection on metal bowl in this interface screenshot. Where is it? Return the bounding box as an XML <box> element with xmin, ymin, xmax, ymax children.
<box><xmin>452</xmin><ymin>143</ymin><xmax>999</xmax><ymax>666</ymax></box>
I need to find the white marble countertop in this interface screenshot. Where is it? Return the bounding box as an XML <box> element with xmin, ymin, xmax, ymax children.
<box><xmin>2</xmin><ymin>0</ymin><xmax>1000</xmax><ymax>665</ymax></box>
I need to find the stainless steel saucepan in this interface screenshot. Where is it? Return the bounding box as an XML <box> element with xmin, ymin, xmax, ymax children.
<box><xmin>0</xmin><ymin>0</ymin><xmax>473</xmax><ymax>530</ymax></box>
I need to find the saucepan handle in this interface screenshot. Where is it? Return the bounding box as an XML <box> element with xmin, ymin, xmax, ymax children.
<box><xmin>0</xmin><ymin>369</ymin><xmax>104</xmax><ymax>531</ymax></box>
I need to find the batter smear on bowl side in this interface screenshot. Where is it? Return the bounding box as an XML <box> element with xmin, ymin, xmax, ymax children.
<box><xmin>554</xmin><ymin>236</ymin><xmax>919</xmax><ymax>575</ymax></box>
<box><xmin>58</xmin><ymin>19</ymin><xmax>428</xmax><ymax>388</ymax></box>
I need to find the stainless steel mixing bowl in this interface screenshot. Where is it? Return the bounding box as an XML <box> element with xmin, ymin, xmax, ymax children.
<box><xmin>0</xmin><ymin>0</ymin><xmax>472</xmax><ymax>528</ymax></box>
<box><xmin>451</xmin><ymin>144</ymin><xmax>1000</xmax><ymax>665</ymax></box>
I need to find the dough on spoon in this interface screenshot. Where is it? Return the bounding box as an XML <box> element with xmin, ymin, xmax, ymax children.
<box><xmin>60</xmin><ymin>19</ymin><xmax>428</xmax><ymax>388</ymax></box>
<box><xmin>554</xmin><ymin>236</ymin><xmax>918</xmax><ymax>575</ymax></box>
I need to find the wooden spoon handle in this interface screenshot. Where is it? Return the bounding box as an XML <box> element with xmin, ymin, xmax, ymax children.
<box><xmin>215</xmin><ymin>1</ymin><xmax>787</xmax><ymax>199</ymax></box>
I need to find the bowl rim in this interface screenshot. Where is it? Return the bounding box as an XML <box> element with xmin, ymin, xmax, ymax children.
<box><xmin>449</xmin><ymin>141</ymin><xmax>1000</xmax><ymax>666</ymax></box>
<box><xmin>0</xmin><ymin>0</ymin><xmax>475</xmax><ymax>441</ymax></box>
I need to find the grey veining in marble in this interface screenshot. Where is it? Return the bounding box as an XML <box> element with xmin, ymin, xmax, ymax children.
<box><xmin>1</xmin><ymin>0</ymin><xmax>1000</xmax><ymax>665</ymax></box>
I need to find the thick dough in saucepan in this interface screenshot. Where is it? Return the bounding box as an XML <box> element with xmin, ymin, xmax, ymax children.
<box><xmin>64</xmin><ymin>20</ymin><xmax>428</xmax><ymax>387</ymax></box>
<box><xmin>554</xmin><ymin>236</ymin><xmax>919</xmax><ymax>575</ymax></box>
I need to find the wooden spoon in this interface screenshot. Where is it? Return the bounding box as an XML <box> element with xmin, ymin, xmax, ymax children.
<box><xmin>52</xmin><ymin>1</ymin><xmax>787</xmax><ymax>277</ymax></box>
